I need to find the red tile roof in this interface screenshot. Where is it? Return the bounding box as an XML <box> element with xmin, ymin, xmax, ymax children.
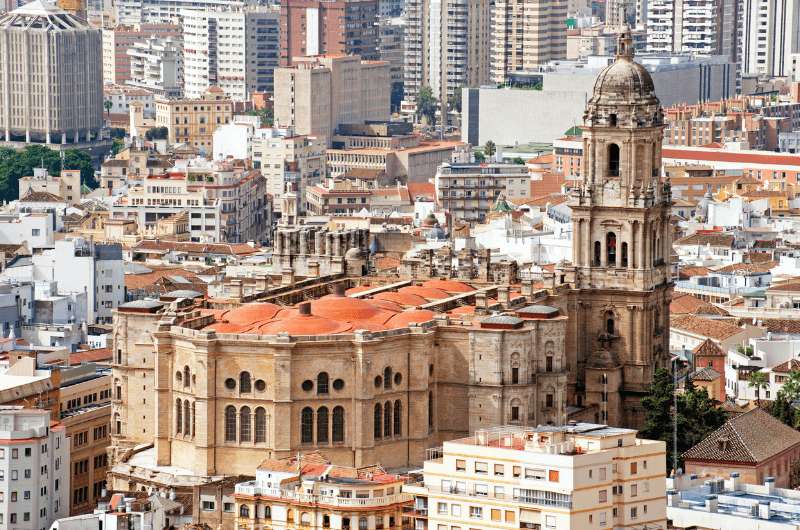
<box><xmin>663</xmin><ymin>147</ymin><xmax>800</xmax><ymax>167</ymax></box>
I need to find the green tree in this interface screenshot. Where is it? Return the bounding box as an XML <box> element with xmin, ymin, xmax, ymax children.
<box><xmin>63</xmin><ymin>149</ymin><xmax>96</xmax><ymax>188</ymax></box>
<box><xmin>145</xmin><ymin>126</ymin><xmax>169</xmax><ymax>141</ymax></box>
<box><xmin>448</xmin><ymin>88</ymin><xmax>462</xmax><ymax>113</ymax></box>
<box><xmin>512</xmin><ymin>157</ymin><xmax>526</xmax><ymax>165</ymax></box>
<box><xmin>109</xmin><ymin>128</ymin><xmax>126</xmax><ymax>139</ymax></box>
<box><xmin>748</xmin><ymin>371</ymin><xmax>769</xmax><ymax>405</ymax></box>
<box><xmin>103</xmin><ymin>100</ymin><xmax>113</xmax><ymax>116</ymax></box>
<box><xmin>247</xmin><ymin>107</ymin><xmax>274</xmax><ymax>127</ymax></box>
<box><xmin>640</xmin><ymin>368</ymin><xmax>727</xmax><ymax>470</ymax></box>
<box><xmin>780</xmin><ymin>370</ymin><xmax>800</xmax><ymax>402</ymax></box>
<box><xmin>484</xmin><ymin>140</ymin><xmax>496</xmax><ymax>157</ymax></box>
<box><xmin>111</xmin><ymin>138</ymin><xmax>125</xmax><ymax>156</ymax></box>
<box><xmin>416</xmin><ymin>86</ymin><xmax>438</xmax><ymax>126</ymax></box>
<box><xmin>473</xmin><ymin>151</ymin><xmax>485</xmax><ymax>163</ymax></box>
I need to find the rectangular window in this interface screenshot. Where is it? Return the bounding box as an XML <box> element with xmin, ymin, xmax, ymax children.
<box><xmin>455</xmin><ymin>459</ymin><xmax>466</xmax><ymax>471</ymax></box>
<box><xmin>491</xmin><ymin>509</ymin><xmax>501</xmax><ymax>522</ymax></box>
<box><xmin>469</xmin><ymin>506</ymin><xmax>482</xmax><ymax>519</ymax></box>
<box><xmin>437</xmin><ymin>502</ymin><xmax>448</xmax><ymax>515</ymax></box>
<box><xmin>474</xmin><ymin>461</ymin><xmax>488</xmax><ymax>474</ymax></box>
<box><xmin>549</xmin><ymin>470</ymin><xmax>560</xmax><ymax>482</ymax></box>
<box><xmin>513</xmin><ymin>466</ymin><xmax>521</xmax><ymax>478</ymax></box>
<box><xmin>599</xmin><ymin>467</ymin><xmax>607</xmax><ymax>481</ymax></box>
<box><xmin>201</xmin><ymin>501</ymin><xmax>215</xmax><ymax>511</ymax></box>
<box><xmin>505</xmin><ymin>511</ymin><xmax>515</xmax><ymax>523</ymax></box>
<box><xmin>631</xmin><ymin>484</ymin><xmax>638</xmax><ymax>497</ymax></box>
<box><xmin>474</xmin><ymin>484</ymin><xmax>488</xmax><ymax>496</ymax></box>
<box><xmin>451</xmin><ymin>504</ymin><xmax>461</xmax><ymax>517</ymax></box>
<box><xmin>525</xmin><ymin>468</ymin><xmax>545</xmax><ymax>480</ymax></box>
<box><xmin>599</xmin><ymin>489</ymin><xmax>607</xmax><ymax>503</ymax></box>
<box><xmin>631</xmin><ymin>507</ymin><xmax>638</xmax><ymax>519</ymax></box>
<box><xmin>630</xmin><ymin>462</ymin><xmax>638</xmax><ymax>475</ymax></box>
<box><xmin>494</xmin><ymin>463</ymin><xmax>504</xmax><ymax>476</ymax></box>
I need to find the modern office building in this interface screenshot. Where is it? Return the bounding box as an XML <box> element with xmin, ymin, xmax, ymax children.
<box><xmin>0</xmin><ymin>1</ymin><xmax>103</xmax><ymax>147</ymax></box>
<box><xmin>404</xmin><ymin>423</ymin><xmax>667</xmax><ymax>530</ymax></box>
<box><xmin>274</xmin><ymin>55</ymin><xmax>391</xmax><ymax>144</ymax></box>
<box><xmin>279</xmin><ymin>0</ymin><xmax>379</xmax><ymax>66</ymax></box>
<box><xmin>490</xmin><ymin>0</ymin><xmax>568</xmax><ymax>84</ymax></box>
<box><xmin>404</xmin><ymin>0</ymin><xmax>491</xmax><ymax>103</ymax></box>
<box><xmin>0</xmin><ymin>406</ymin><xmax>70</xmax><ymax>530</ymax></box>
<box><xmin>182</xmin><ymin>5</ymin><xmax>280</xmax><ymax>101</ymax></box>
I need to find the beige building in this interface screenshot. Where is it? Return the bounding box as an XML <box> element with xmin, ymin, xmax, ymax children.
<box><xmin>154</xmin><ymin>87</ymin><xmax>233</xmax><ymax>149</ymax></box>
<box><xmin>274</xmin><ymin>55</ymin><xmax>391</xmax><ymax>144</ymax></box>
<box><xmin>434</xmin><ymin>163</ymin><xmax>530</xmax><ymax>224</ymax></box>
<box><xmin>404</xmin><ymin>423</ymin><xmax>667</xmax><ymax>530</ymax></box>
<box><xmin>251</xmin><ymin>134</ymin><xmax>326</xmax><ymax>213</ymax></box>
<box><xmin>491</xmin><ymin>0</ymin><xmax>568</xmax><ymax>83</ymax></box>
<box><xmin>18</xmin><ymin>168</ymin><xmax>82</xmax><ymax>205</ymax></box>
<box><xmin>234</xmin><ymin>452</ymin><xmax>410</xmax><ymax>530</ymax></box>
<box><xmin>404</xmin><ymin>0</ymin><xmax>491</xmax><ymax>104</ymax></box>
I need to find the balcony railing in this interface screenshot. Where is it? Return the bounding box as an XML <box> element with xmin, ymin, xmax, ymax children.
<box><xmin>234</xmin><ymin>483</ymin><xmax>409</xmax><ymax>507</ymax></box>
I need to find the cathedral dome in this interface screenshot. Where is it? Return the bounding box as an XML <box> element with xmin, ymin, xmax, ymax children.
<box><xmin>589</xmin><ymin>31</ymin><xmax>657</xmax><ymax>107</ymax></box>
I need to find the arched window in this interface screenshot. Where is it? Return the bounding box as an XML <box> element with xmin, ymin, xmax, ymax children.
<box><xmin>621</xmin><ymin>242</ymin><xmax>629</xmax><ymax>267</ymax></box>
<box><xmin>240</xmin><ymin>371</ymin><xmax>251</xmax><ymax>393</ymax></box>
<box><xmin>593</xmin><ymin>241</ymin><xmax>601</xmax><ymax>266</ymax></box>
<box><xmin>384</xmin><ymin>367</ymin><xmax>392</xmax><ymax>389</ymax></box>
<box><xmin>183</xmin><ymin>400</ymin><xmax>190</xmax><ymax>435</ymax></box>
<box><xmin>332</xmin><ymin>406</ymin><xmax>344</xmax><ymax>442</ymax></box>
<box><xmin>546</xmin><ymin>354</ymin><xmax>554</xmax><ymax>372</ymax></box>
<box><xmin>317</xmin><ymin>406</ymin><xmax>329</xmax><ymax>443</ymax></box>
<box><xmin>240</xmin><ymin>505</ymin><xmax>250</xmax><ymax>518</ymax></box>
<box><xmin>191</xmin><ymin>401</ymin><xmax>196</xmax><ymax>437</ymax></box>
<box><xmin>359</xmin><ymin>517</ymin><xmax>368</xmax><ymax>530</ymax></box>
<box><xmin>175</xmin><ymin>399</ymin><xmax>182</xmax><ymax>434</ymax></box>
<box><xmin>224</xmin><ymin>406</ymin><xmax>236</xmax><ymax>442</ymax></box>
<box><xmin>114</xmin><ymin>413</ymin><xmax>121</xmax><ymax>435</ymax></box>
<box><xmin>301</xmin><ymin>407</ymin><xmax>313</xmax><ymax>444</ymax></box>
<box><xmin>240</xmin><ymin>406</ymin><xmax>251</xmax><ymax>442</ymax></box>
<box><xmin>606</xmin><ymin>232</ymin><xmax>616</xmax><ymax>266</ymax></box>
<box><xmin>384</xmin><ymin>401</ymin><xmax>392</xmax><ymax>437</ymax></box>
<box><xmin>605</xmin><ymin>311</ymin><xmax>615</xmax><ymax>335</ymax></box>
<box><xmin>510</xmin><ymin>398</ymin><xmax>521</xmax><ymax>421</ymax></box>
<box><xmin>608</xmin><ymin>143</ymin><xmax>620</xmax><ymax>176</ymax></box>
<box><xmin>393</xmin><ymin>400</ymin><xmax>402</xmax><ymax>435</ymax></box>
<box><xmin>300</xmin><ymin>513</ymin><xmax>312</xmax><ymax>525</ymax></box>
<box><xmin>255</xmin><ymin>407</ymin><xmax>267</xmax><ymax>443</ymax></box>
<box><xmin>428</xmin><ymin>391</ymin><xmax>433</xmax><ymax>429</ymax></box>
<box><xmin>317</xmin><ymin>372</ymin><xmax>329</xmax><ymax>394</ymax></box>
<box><xmin>183</xmin><ymin>366</ymin><xmax>190</xmax><ymax>388</ymax></box>
<box><xmin>264</xmin><ymin>506</ymin><xmax>271</xmax><ymax>519</ymax></box>
<box><xmin>510</xmin><ymin>352</ymin><xmax>520</xmax><ymax>384</ymax></box>
<box><xmin>374</xmin><ymin>403</ymin><xmax>382</xmax><ymax>439</ymax></box>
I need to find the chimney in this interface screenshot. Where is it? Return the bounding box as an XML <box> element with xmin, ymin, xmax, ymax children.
<box><xmin>308</xmin><ymin>261</ymin><xmax>320</xmax><ymax>277</ymax></box>
<box><xmin>521</xmin><ymin>279</ymin><xmax>533</xmax><ymax>297</ymax></box>
<box><xmin>497</xmin><ymin>286</ymin><xmax>510</xmax><ymax>308</ymax></box>
<box><xmin>704</xmin><ymin>495</ymin><xmax>718</xmax><ymax>513</ymax></box>
<box><xmin>298</xmin><ymin>302</ymin><xmax>311</xmax><ymax>316</ymax></box>
<box><xmin>764</xmin><ymin>476</ymin><xmax>775</xmax><ymax>495</ymax></box>
<box><xmin>334</xmin><ymin>282</ymin><xmax>346</xmax><ymax>297</ymax></box>
<box><xmin>758</xmin><ymin>501</ymin><xmax>771</xmax><ymax>520</ymax></box>
<box><xmin>281</xmin><ymin>268</ymin><xmax>295</xmax><ymax>286</ymax></box>
<box><xmin>726</xmin><ymin>472</ymin><xmax>741</xmax><ymax>491</ymax></box>
<box><xmin>667</xmin><ymin>489</ymin><xmax>679</xmax><ymax>507</ymax></box>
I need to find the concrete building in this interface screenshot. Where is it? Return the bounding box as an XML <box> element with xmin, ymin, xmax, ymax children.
<box><xmin>153</xmin><ymin>87</ymin><xmax>233</xmax><ymax>150</ymax></box>
<box><xmin>234</xmin><ymin>453</ymin><xmax>410</xmax><ymax>529</ymax></box>
<box><xmin>274</xmin><ymin>55</ymin><xmax>391</xmax><ymax>144</ymax></box>
<box><xmin>404</xmin><ymin>423</ymin><xmax>667</xmax><ymax>530</ymax></box>
<box><xmin>251</xmin><ymin>133</ymin><xmax>326</xmax><ymax>213</ymax></box>
<box><xmin>434</xmin><ymin>164</ymin><xmax>531</xmax><ymax>224</ymax></box>
<box><xmin>114</xmin><ymin>0</ymin><xmax>243</xmax><ymax>24</ymax></box>
<box><xmin>645</xmin><ymin>0</ymin><xmax>738</xmax><ymax>60</ymax></box>
<box><xmin>404</xmin><ymin>0</ymin><xmax>491</xmax><ymax>103</ymax></box>
<box><xmin>101</xmin><ymin>23</ymin><xmax>181</xmax><ymax>85</ymax></box>
<box><xmin>0</xmin><ymin>1</ymin><xmax>104</xmax><ymax>148</ymax></box>
<box><xmin>279</xmin><ymin>0</ymin><xmax>379</xmax><ymax>66</ymax></box>
<box><xmin>182</xmin><ymin>5</ymin><xmax>280</xmax><ymax>102</ymax></box>
<box><xmin>102</xmin><ymin>85</ymin><xmax>156</xmax><ymax>119</ymax></box>
<box><xmin>126</xmin><ymin>36</ymin><xmax>183</xmax><ymax>99</ymax></box>
<box><xmin>740</xmin><ymin>0</ymin><xmax>800</xmax><ymax>77</ymax></box>
<box><xmin>490</xmin><ymin>0</ymin><xmax>568</xmax><ymax>84</ymax></box>
<box><xmin>0</xmin><ymin>406</ymin><xmax>70</xmax><ymax>529</ymax></box>
<box><xmin>377</xmin><ymin>16</ymin><xmax>406</xmax><ymax>110</ymax></box>
<box><xmin>18</xmin><ymin>168</ymin><xmax>82</xmax><ymax>206</ymax></box>
<box><xmin>462</xmin><ymin>54</ymin><xmax>736</xmax><ymax>146</ymax></box>
<box><xmin>50</xmin><ymin>491</ymin><xmax>192</xmax><ymax>529</ymax></box>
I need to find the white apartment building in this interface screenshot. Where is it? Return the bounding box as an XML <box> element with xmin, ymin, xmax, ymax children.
<box><xmin>645</xmin><ymin>0</ymin><xmax>738</xmax><ymax>57</ymax></box>
<box><xmin>252</xmin><ymin>132</ymin><xmax>326</xmax><ymax>213</ymax></box>
<box><xmin>182</xmin><ymin>6</ymin><xmax>280</xmax><ymax>102</ymax></box>
<box><xmin>434</xmin><ymin>163</ymin><xmax>530</xmax><ymax>224</ymax></box>
<box><xmin>404</xmin><ymin>424</ymin><xmax>667</xmax><ymax>530</ymax></box>
<box><xmin>127</xmin><ymin>36</ymin><xmax>183</xmax><ymax>98</ymax></box>
<box><xmin>0</xmin><ymin>407</ymin><xmax>70</xmax><ymax>530</ymax></box>
<box><xmin>740</xmin><ymin>0</ymin><xmax>800</xmax><ymax>77</ymax></box>
<box><xmin>103</xmin><ymin>85</ymin><xmax>156</xmax><ymax>118</ymax></box>
<box><xmin>114</xmin><ymin>0</ymin><xmax>243</xmax><ymax>25</ymax></box>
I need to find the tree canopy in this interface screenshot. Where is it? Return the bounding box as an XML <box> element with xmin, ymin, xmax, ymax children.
<box><xmin>639</xmin><ymin>368</ymin><xmax>727</xmax><ymax>470</ymax></box>
<box><xmin>0</xmin><ymin>145</ymin><xmax>97</xmax><ymax>202</ymax></box>
<box><xmin>145</xmin><ymin>126</ymin><xmax>169</xmax><ymax>141</ymax></box>
<box><xmin>416</xmin><ymin>86</ymin><xmax>438</xmax><ymax>126</ymax></box>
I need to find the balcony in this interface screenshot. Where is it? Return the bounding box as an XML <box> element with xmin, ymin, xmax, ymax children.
<box><xmin>234</xmin><ymin>483</ymin><xmax>410</xmax><ymax>508</ymax></box>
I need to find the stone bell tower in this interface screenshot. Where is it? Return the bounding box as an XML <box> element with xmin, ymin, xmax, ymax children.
<box><xmin>558</xmin><ymin>31</ymin><xmax>673</xmax><ymax>428</ymax></box>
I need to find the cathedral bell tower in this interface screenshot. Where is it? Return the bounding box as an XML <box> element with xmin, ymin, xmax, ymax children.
<box><xmin>560</xmin><ymin>31</ymin><xmax>673</xmax><ymax>428</ymax></box>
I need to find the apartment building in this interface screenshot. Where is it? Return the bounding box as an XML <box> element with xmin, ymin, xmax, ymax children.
<box><xmin>18</xmin><ymin>168</ymin><xmax>82</xmax><ymax>206</ymax></box>
<box><xmin>112</xmin><ymin>160</ymin><xmax>267</xmax><ymax>243</ymax></box>
<box><xmin>103</xmin><ymin>85</ymin><xmax>156</xmax><ymax>118</ymax></box>
<box><xmin>0</xmin><ymin>407</ymin><xmax>70</xmax><ymax>529</ymax></box>
<box><xmin>101</xmin><ymin>23</ymin><xmax>181</xmax><ymax>85</ymax></box>
<box><xmin>182</xmin><ymin>6</ymin><xmax>280</xmax><ymax>101</ymax></box>
<box><xmin>234</xmin><ymin>452</ymin><xmax>410</xmax><ymax>529</ymax></box>
<box><xmin>404</xmin><ymin>0</ymin><xmax>491</xmax><ymax>103</ymax></box>
<box><xmin>154</xmin><ymin>87</ymin><xmax>233</xmax><ymax>150</ymax></box>
<box><xmin>274</xmin><ymin>55</ymin><xmax>391</xmax><ymax>144</ymax></box>
<box><xmin>251</xmin><ymin>134</ymin><xmax>326</xmax><ymax>213</ymax></box>
<box><xmin>279</xmin><ymin>0</ymin><xmax>378</xmax><ymax>66</ymax></box>
<box><xmin>490</xmin><ymin>0</ymin><xmax>568</xmax><ymax>84</ymax></box>
<box><xmin>645</xmin><ymin>0</ymin><xmax>738</xmax><ymax>58</ymax></box>
<box><xmin>127</xmin><ymin>36</ymin><xmax>183</xmax><ymax>98</ymax></box>
<box><xmin>404</xmin><ymin>423</ymin><xmax>667</xmax><ymax>530</ymax></box>
<box><xmin>740</xmin><ymin>0</ymin><xmax>800</xmax><ymax>77</ymax></box>
<box><xmin>434</xmin><ymin>164</ymin><xmax>530</xmax><ymax>224</ymax></box>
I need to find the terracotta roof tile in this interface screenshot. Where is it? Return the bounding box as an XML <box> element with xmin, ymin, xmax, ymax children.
<box><xmin>683</xmin><ymin>408</ymin><xmax>800</xmax><ymax>464</ymax></box>
<box><xmin>674</xmin><ymin>232</ymin><xmax>735</xmax><ymax>247</ymax></box>
<box><xmin>678</xmin><ymin>266</ymin><xmax>712</xmax><ymax>280</ymax></box>
<box><xmin>771</xmin><ymin>358</ymin><xmax>800</xmax><ymax>373</ymax></box>
<box><xmin>761</xmin><ymin>319</ymin><xmax>800</xmax><ymax>334</ymax></box>
<box><xmin>690</xmin><ymin>366</ymin><xmax>721</xmax><ymax>381</ymax></box>
<box><xmin>713</xmin><ymin>261</ymin><xmax>776</xmax><ymax>275</ymax></box>
<box><xmin>671</xmin><ymin>314</ymin><xmax>743</xmax><ymax>341</ymax></box>
<box><xmin>670</xmin><ymin>293</ymin><xmax>730</xmax><ymax>316</ymax></box>
<box><xmin>693</xmin><ymin>338</ymin><xmax>726</xmax><ymax>357</ymax></box>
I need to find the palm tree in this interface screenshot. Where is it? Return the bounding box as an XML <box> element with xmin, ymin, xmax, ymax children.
<box><xmin>748</xmin><ymin>371</ymin><xmax>769</xmax><ymax>406</ymax></box>
<box><xmin>779</xmin><ymin>370</ymin><xmax>800</xmax><ymax>403</ymax></box>
<box><xmin>103</xmin><ymin>100</ymin><xmax>113</xmax><ymax>116</ymax></box>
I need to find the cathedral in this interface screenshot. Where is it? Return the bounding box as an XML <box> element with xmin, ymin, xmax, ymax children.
<box><xmin>556</xmin><ymin>30</ymin><xmax>673</xmax><ymax>427</ymax></box>
<box><xmin>106</xmin><ymin>30</ymin><xmax>671</xmax><ymax>525</ymax></box>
